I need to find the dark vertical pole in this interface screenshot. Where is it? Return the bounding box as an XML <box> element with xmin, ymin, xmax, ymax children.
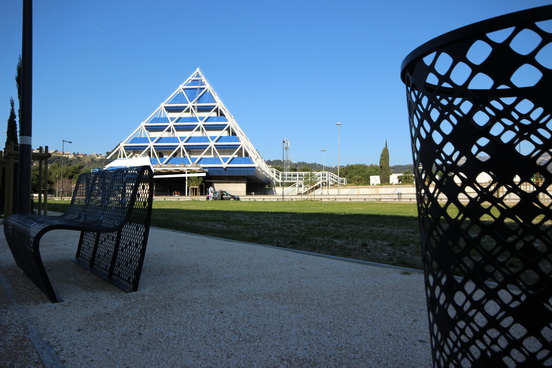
<box><xmin>19</xmin><ymin>0</ymin><xmax>33</xmax><ymax>214</ymax></box>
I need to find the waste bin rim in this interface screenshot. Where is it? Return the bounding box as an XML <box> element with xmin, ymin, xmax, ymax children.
<box><xmin>400</xmin><ymin>5</ymin><xmax>552</xmax><ymax>83</ymax></box>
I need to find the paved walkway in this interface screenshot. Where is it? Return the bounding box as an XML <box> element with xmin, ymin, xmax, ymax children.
<box><xmin>0</xmin><ymin>226</ymin><xmax>432</xmax><ymax>367</ymax></box>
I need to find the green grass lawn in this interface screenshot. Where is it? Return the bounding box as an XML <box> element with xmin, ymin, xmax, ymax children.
<box><xmin>151</xmin><ymin>201</ymin><xmax>422</xmax><ymax>269</ymax></box>
<box><xmin>47</xmin><ymin>200</ymin><xmax>423</xmax><ymax>269</ymax></box>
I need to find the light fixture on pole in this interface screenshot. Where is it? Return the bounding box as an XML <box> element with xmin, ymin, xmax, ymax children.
<box><xmin>281</xmin><ymin>138</ymin><xmax>290</xmax><ymax>201</ymax></box>
<box><xmin>336</xmin><ymin>122</ymin><xmax>341</xmax><ymax>195</ymax></box>
<box><xmin>61</xmin><ymin>139</ymin><xmax>72</xmax><ymax>199</ymax></box>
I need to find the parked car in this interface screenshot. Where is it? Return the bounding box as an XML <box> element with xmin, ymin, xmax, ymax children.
<box><xmin>212</xmin><ymin>190</ymin><xmax>240</xmax><ymax>200</ymax></box>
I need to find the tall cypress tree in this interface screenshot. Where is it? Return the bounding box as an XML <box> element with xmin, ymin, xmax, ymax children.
<box><xmin>379</xmin><ymin>140</ymin><xmax>390</xmax><ymax>184</ymax></box>
<box><xmin>5</xmin><ymin>97</ymin><xmax>18</xmax><ymax>151</ymax></box>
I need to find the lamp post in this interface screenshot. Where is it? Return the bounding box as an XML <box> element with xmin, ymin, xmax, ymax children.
<box><xmin>61</xmin><ymin>139</ymin><xmax>72</xmax><ymax>199</ymax></box>
<box><xmin>336</xmin><ymin>122</ymin><xmax>341</xmax><ymax>195</ymax></box>
<box><xmin>321</xmin><ymin>148</ymin><xmax>326</xmax><ymax>195</ymax></box>
<box><xmin>18</xmin><ymin>0</ymin><xmax>33</xmax><ymax>214</ymax></box>
<box><xmin>282</xmin><ymin>139</ymin><xmax>285</xmax><ymax>201</ymax></box>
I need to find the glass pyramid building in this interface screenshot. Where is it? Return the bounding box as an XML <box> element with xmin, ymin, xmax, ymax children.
<box><xmin>107</xmin><ymin>69</ymin><xmax>274</xmax><ymax>195</ymax></box>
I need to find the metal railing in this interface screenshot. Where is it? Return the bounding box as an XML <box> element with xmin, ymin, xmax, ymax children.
<box><xmin>270</xmin><ymin>169</ymin><xmax>347</xmax><ymax>187</ymax></box>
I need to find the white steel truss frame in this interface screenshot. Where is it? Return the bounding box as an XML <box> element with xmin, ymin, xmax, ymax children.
<box><xmin>108</xmin><ymin>68</ymin><xmax>274</xmax><ymax>182</ymax></box>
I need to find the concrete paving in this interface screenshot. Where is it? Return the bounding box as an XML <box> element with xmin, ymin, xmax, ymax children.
<box><xmin>0</xmin><ymin>225</ymin><xmax>432</xmax><ymax>367</ymax></box>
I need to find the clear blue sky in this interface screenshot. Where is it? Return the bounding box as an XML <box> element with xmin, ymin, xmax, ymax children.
<box><xmin>1</xmin><ymin>1</ymin><xmax>549</xmax><ymax>166</ymax></box>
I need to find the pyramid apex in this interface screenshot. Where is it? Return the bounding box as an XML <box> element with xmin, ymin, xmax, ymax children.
<box><xmin>188</xmin><ymin>68</ymin><xmax>208</xmax><ymax>84</ymax></box>
<box><xmin>194</xmin><ymin>67</ymin><xmax>206</xmax><ymax>78</ymax></box>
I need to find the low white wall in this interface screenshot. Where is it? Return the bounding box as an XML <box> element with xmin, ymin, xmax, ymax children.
<box><xmin>213</xmin><ymin>182</ymin><xmax>246</xmax><ymax>196</ymax></box>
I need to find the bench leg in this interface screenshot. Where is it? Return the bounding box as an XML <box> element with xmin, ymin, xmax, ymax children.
<box><xmin>74</xmin><ymin>223</ymin><xmax>148</xmax><ymax>293</ymax></box>
<box><xmin>74</xmin><ymin>230</ymin><xmax>123</xmax><ymax>287</ymax></box>
<box><xmin>3</xmin><ymin>225</ymin><xmax>61</xmax><ymax>303</ymax></box>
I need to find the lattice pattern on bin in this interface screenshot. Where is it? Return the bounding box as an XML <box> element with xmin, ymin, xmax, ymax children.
<box><xmin>402</xmin><ymin>6</ymin><xmax>552</xmax><ymax>368</ymax></box>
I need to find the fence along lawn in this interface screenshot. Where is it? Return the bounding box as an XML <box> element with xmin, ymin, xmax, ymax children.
<box><xmin>151</xmin><ymin>201</ymin><xmax>423</xmax><ymax>270</ymax></box>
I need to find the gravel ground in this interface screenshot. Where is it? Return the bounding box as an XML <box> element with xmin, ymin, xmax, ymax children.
<box><xmin>1</xmin><ymin>226</ymin><xmax>432</xmax><ymax>367</ymax></box>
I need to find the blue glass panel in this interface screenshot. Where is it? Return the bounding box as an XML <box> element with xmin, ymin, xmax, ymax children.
<box><xmin>125</xmin><ymin>145</ymin><xmax>148</xmax><ymax>151</ymax></box>
<box><xmin>198</xmin><ymin>91</ymin><xmax>216</xmax><ymax>103</ymax></box>
<box><xmin>166</xmin><ymin>157</ymin><xmax>192</xmax><ymax>165</ymax></box>
<box><xmin>216</xmin><ymin>136</ymin><xmax>240</xmax><ymax>142</ymax></box>
<box><xmin>129</xmin><ymin>137</ymin><xmax>150</xmax><ymax>144</ymax></box>
<box><xmin>186</xmin><ymin>136</ymin><xmax>210</xmax><ymax>143</ymax></box>
<box><xmin>149</xmin><ymin>117</ymin><xmax>170</xmax><ymax>123</ymax></box>
<box><xmin>204</xmin><ymin>124</ymin><xmax>228</xmax><ymax>130</ymax></box>
<box><xmin>174</xmin><ymin>125</ymin><xmax>198</xmax><ymax>131</ymax></box>
<box><xmin>198</xmin><ymin>157</ymin><xmax>222</xmax><ymax>165</ymax></box>
<box><xmin>155</xmin><ymin>137</ymin><xmax>180</xmax><ymax>144</ymax></box>
<box><xmin>196</xmin><ymin>104</ymin><xmax>216</xmax><ymax>112</ymax></box>
<box><xmin>145</xmin><ymin>125</ymin><xmax>168</xmax><ymax>131</ymax></box>
<box><xmin>184</xmin><ymin>88</ymin><xmax>201</xmax><ymax>101</ymax></box>
<box><xmin>228</xmin><ymin>157</ymin><xmax>254</xmax><ymax>164</ymax></box>
<box><xmin>185</xmin><ymin>145</ymin><xmax>209</xmax><ymax>150</ymax></box>
<box><xmin>206</xmin><ymin>168</ymin><xmax>256</xmax><ymax>176</ymax></box>
<box><xmin>215</xmin><ymin>145</ymin><xmax>240</xmax><ymax>150</ymax></box>
<box><xmin>165</xmin><ymin>105</ymin><xmax>185</xmax><ymax>112</ymax></box>
<box><xmin>150</xmin><ymin>158</ymin><xmax>163</xmax><ymax>165</ymax></box>
<box><xmin>168</xmin><ymin>93</ymin><xmax>186</xmax><ymax>104</ymax></box>
<box><xmin>176</xmin><ymin>117</ymin><xmax>199</xmax><ymax>122</ymax></box>
<box><xmin>155</xmin><ymin>145</ymin><xmax>179</xmax><ymax>150</ymax></box>
<box><xmin>205</xmin><ymin>116</ymin><xmax>228</xmax><ymax>122</ymax></box>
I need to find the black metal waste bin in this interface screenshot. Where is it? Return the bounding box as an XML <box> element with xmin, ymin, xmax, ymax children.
<box><xmin>401</xmin><ymin>6</ymin><xmax>552</xmax><ymax>368</ymax></box>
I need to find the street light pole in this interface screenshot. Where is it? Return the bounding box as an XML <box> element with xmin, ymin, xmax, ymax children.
<box><xmin>321</xmin><ymin>148</ymin><xmax>326</xmax><ymax>195</ymax></box>
<box><xmin>18</xmin><ymin>0</ymin><xmax>33</xmax><ymax>214</ymax></box>
<box><xmin>336</xmin><ymin>122</ymin><xmax>341</xmax><ymax>195</ymax></box>
<box><xmin>61</xmin><ymin>139</ymin><xmax>72</xmax><ymax>199</ymax></box>
<box><xmin>282</xmin><ymin>139</ymin><xmax>285</xmax><ymax>201</ymax></box>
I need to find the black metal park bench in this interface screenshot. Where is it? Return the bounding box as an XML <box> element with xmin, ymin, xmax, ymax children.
<box><xmin>3</xmin><ymin>166</ymin><xmax>154</xmax><ymax>302</ymax></box>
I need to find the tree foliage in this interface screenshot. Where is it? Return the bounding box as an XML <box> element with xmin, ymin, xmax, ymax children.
<box><xmin>16</xmin><ymin>56</ymin><xmax>22</xmax><ymax>124</ymax></box>
<box><xmin>398</xmin><ymin>170</ymin><xmax>414</xmax><ymax>185</ymax></box>
<box><xmin>267</xmin><ymin>160</ymin><xmax>325</xmax><ymax>172</ymax></box>
<box><xmin>0</xmin><ymin>58</ymin><xmax>22</xmax><ymax>214</ymax></box>
<box><xmin>379</xmin><ymin>141</ymin><xmax>391</xmax><ymax>185</ymax></box>
<box><xmin>392</xmin><ymin>164</ymin><xmax>413</xmax><ymax>173</ymax></box>
<box><xmin>304</xmin><ymin>171</ymin><xmax>317</xmax><ymax>187</ymax></box>
<box><xmin>340</xmin><ymin>164</ymin><xmax>379</xmax><ymax>185</ymax></box>
<box><xmin>266</xmin><ymin>158</ymin><xmax>413</xmax><ymax>180</ymax></box>
<box><xmin>5</xmin><ymin>97</ymin><xmax>18</xmax><ymax>151</ymax></box>
<box><xmin>187</xmin><ymin>175</ymin><xmax>203</xmax><ymax>188</ymax></box>
<box><xmin>31</xmin><ymin>153</ymin><xmax>109</xmax><ymax>194</ymax></box>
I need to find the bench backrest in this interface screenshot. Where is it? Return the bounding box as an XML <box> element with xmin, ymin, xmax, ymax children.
<box><xmin>63</xmin><ymin>166</ymin><xmax>152</xmax><ymax>230</ymax></box>
<box><xmin>73</xmin><ymin>166</ymin><xmax>154</xmax><ymax>294</ymax></box>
